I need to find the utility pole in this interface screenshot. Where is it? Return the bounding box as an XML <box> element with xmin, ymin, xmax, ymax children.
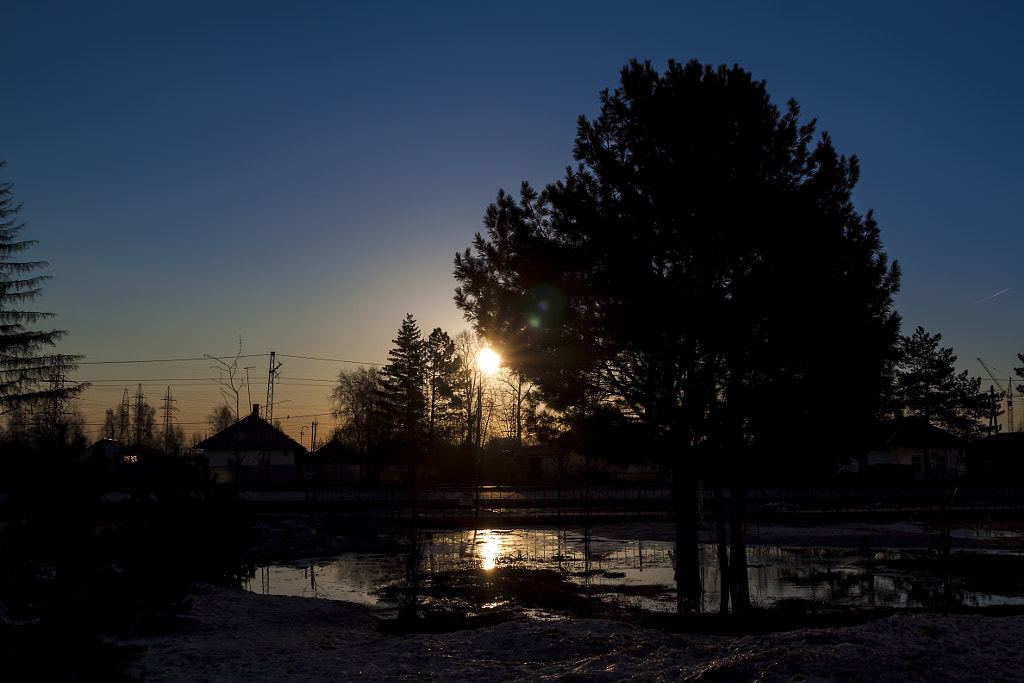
<box><xmin>265</xmin><ymin>351</ymin><xmax>282</xmax><ymax>424</ymax></box>
<box><xmin>244</xmin><ymin>366</ymin><xmax>255</xmax><ymax>411</ymax></box>
<box><xmin>978</xmin><ymin>358</ymin><xmax>1014</xmax><ymax>432</ymax></box>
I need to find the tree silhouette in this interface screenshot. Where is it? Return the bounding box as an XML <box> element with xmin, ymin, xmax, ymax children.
<box><xmin>0</xmin><ymin>162</ymin><xmax>83</xmax><ymax>417</ymax></box>
<box><xmin>894</xmin><ymin>326</ymin><xmax>987</xmax><ymax>442</ymax></box>
<box><xmin>206</xmin><ymin>338</ymin><xmax>247</xmax><ymax>421</ymax></box>
<box><xmin>451</xmin><ymin>330</ymin><xmax>496</xmax><ymax>451</ymax></box>
<box><xmin>331</xmin><ymin>367</ymin><xmax>381</xmax><ymax>446</ymax></box>
<box><xmin>893</xmin><ymin>326</ymin><xmax>986</xmax><ymax>574</ymax></box>
<box><xmin>1011</xmin><ymin>354</ymin><xmax>1024</xmax><ymax>417</ymax></box>
<box><xmin>455</xmin><ymin>60</ymin><xmax>900</xmax><ymax>612</ymax></box>
<box><xmin>330</xmin><ymin>366</ymin><xmax>386</xmax><ymax>479</ymax></box>
<box><xmin>207</xmin><ymin>404</ymin><xmax>236</xmax><ymax>433</ymax></box>
<box><xmin>378</xmin><ymin>315</ymin><xmax>428</xmax><ymax>473</ymax></box>
<box><xmin>424</xmin><ymin>327</ymin><xmax>459</xmax><ymax>448</ymax></box>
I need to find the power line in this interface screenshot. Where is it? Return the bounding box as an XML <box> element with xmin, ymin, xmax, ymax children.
<box><xmin>45</xmin><ymin>349</ymin><xmax>375</xmax><ymax>440</ymax></box>
<box><xmin>78</xmin><ymin>377</ymin><xmax>220</xmax><ymax>383</ymax></box>
<box><xmin>76</xmin><ymin>353</ymin><xmax>379</xmax><ymax>366</ymax></box>
<box><xmin>78</xmin><ymin>354</ymin><xmax>270</xmax><ymax>365</ymax></box>
<box><xmin>278</xmin><ymin>354</ymin><xmax>379</xmax><ymax>365</ymax></box>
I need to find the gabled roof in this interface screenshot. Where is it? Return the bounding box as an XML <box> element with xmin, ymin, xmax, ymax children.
<box><xmin>75</xmin><ymin>438</ymin><xmax>124</xmax><ymax>464</ymax></box>
<box><xmin>75</xmin><ymin>439</ymin><xmax>164</xmax><ymax>465</ymax></box>
<box><xmin>195</xmin><ymin>410</ymin><xmax>306</xmax><ymax>454</ymax></box>
<box><xmin>869</xmin><ymin>417</ymin><xmax>970</xmax><ymax>450</ymax></box>
<box><xmin>307</xmin><ymin>438</ymin><xmax>361</xmax><ymax>463</ymax></box>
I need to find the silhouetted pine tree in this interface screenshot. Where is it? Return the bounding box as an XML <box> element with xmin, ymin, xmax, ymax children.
<box><xmin>895</xmin><ymin>326</ymin><xmax>988</xmax><ymax>440</ymax></box>
<box><xmin>455</xmin><ymin>60</ymin><xmax>901</xmax><ymax>612</ymax></box>
<box><xmin>424</xmin><ymin>327</ymin><xmax>458</xmax><ymax>448</ymax></box>
<box><xmin>378</xmin><ymin>314</ymin><xmax>428</xmax><ymax>448</ymax></box>
<box><xmin>0</xmin><ymin>162</ymin><xmax>82</xmax><ymax>419</ymax></box>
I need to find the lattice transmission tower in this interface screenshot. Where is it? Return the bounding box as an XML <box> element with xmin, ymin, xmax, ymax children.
<box><xmin>41</xmin><ymin>355</ymin><xmax>71</xmax><ymax>442</ymax></box>
<box><xmin>133</xmin><ymin>384</ymin><xmax>147</xmax><ymax>445</ymax></box>
<box><xmin>119</xmin><ymin>388</ymin><xmax>131</xmax><ymax>443</ymax></box>
<box><xmin>162</xmin><ymin>386</ymin><xmax>178</xmax><ymax>451</ymax></box>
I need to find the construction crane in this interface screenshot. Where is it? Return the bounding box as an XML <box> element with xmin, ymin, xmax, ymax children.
<box><xmin>978</xmin><ymin>358</ymin><xmax>1015</xmax><ymax>432</ymax></box>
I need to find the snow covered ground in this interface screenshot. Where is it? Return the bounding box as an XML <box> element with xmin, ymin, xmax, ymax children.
<box><xmin>125</xmin><ymin>583</ymin><xmax>1024</xmax><ymax>682</ymax></box>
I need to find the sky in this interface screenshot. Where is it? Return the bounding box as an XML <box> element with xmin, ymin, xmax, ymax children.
<box><xmin>2</xmin><ymin>1</ymin><xmax>1022</xmax><ymax>441</ymax></box>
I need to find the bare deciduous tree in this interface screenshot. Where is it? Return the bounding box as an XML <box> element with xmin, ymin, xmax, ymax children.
<box><xmin>206</xmin><ymin>338</ymin><xmax>248</xmax><ymax>420</ymax></box>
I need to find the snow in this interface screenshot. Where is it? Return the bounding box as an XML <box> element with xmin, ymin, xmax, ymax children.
<box><xmin>125</xmin><ymin>583</ymin><xmax>1024</xmax><ymax>682</ymax></box>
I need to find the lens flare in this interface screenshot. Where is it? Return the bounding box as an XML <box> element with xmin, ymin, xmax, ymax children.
<box><xmin>525</xmin><ymin>284</ymin><xmax>566</xmax><ymax>329</ymax></box>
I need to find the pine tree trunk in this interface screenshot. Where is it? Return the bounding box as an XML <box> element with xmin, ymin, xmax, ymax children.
<box><xmin>714</xmin><ymin>483</ymin><xmax>730</xmax><ymax>615</ymax></box>
<box><xmin>729</xmin><ymin>482</ymin><xmax>751</xmax><ymax>612</ymax></box>
<box><xmin>674</xmin><ymin>471</ymin><xmax>703</xmax><ymax>612</ymax></box>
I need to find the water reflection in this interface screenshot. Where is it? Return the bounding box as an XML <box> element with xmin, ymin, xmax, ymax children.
<box><xmin>245</xmin><ymin>523</ymin><xmax>1024</xmax><ymax>613</ymax></box>
<box><xmin>477</xmin><ymin>531</ymin><xmax>500</xmax><ymax>570</ymax></box>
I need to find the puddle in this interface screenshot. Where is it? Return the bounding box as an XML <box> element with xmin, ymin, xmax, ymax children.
<box><xmin>245</xmin><ymin>522</ymin><xmax>1024</xmax><ymax>613</ymax></box>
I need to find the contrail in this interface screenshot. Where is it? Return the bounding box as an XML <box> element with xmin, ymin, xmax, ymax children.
<box><xmin>976</xmin><ymin>288</ymin><xmax>1010</xmax><ymax>304</ymax></box>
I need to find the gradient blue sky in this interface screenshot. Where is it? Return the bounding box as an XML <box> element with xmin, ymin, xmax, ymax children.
<box><xmin>3</xmin><ymin>1</ymin><xmax>1022</xmax><ymax>440</ymax></box>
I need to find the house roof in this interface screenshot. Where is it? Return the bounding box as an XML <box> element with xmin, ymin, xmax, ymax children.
<box><xmin>869</xmin><ymin>417</ymin><xmax>970</xmax><ymax>450</ymax></box>
<box><xmin>75</xmin><ymin>439</ymin><xmax>165</xmax><ymax>465</ymax></box>
<box><xmin>75</xmin><ymin>438</ymin><xmax>124</xmax><ymax>464</ymax></box>
<box><xmin>307</xmin><ymin>438</ymin><xmax>361</xmax><ymax>463</ymax></box>
<box><xmin>195</xmin><ymin>410</ymin><xmax>306</xmax><ymax>454</ymax></box>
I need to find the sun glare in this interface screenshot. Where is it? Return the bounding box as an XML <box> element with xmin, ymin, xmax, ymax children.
<box><xmin>479</xmin><ymin>532</ymin><xmax>500</xmax><ymax>570</ymax></box>
<box><xmin>478</xmin><ymin>347</ymin><xmax>500</xmax><ymax>374</ymax></box>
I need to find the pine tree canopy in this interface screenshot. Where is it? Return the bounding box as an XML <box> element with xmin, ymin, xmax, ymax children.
<box><xmin>0</xmin><ymin>162</ymin><xmax>82</xmax><ymax>415</ymax></box>
<box><xmin>454</xmin><ymin>59</ymin><xmax>901</xmax><ymax>470</ymax></box>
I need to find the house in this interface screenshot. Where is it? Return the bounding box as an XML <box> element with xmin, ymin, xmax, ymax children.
<box><xmin>75</xmin><ymin>438</ymin><xmax>127</xmax><ymax>466</ymax></box>
<box><xmin>505</xmin><ymin>445</ymin><xmax>565</xmax><ymax>484</ymax></box>
<box><xmin>194</xmin><ymin>404</ymin><xmax>306</xmax><ymax>485</ymax></box>
<box><xmin>74</xmin><ymin>439</ymin><xmax>181</xmax><ymax>491</ymax></box>
<box><xmin>856</xmin><ymin>417</ymin><xmax>970</xmax><ymax>480</ymax></box>
<box><xmin>301</xmin><ymin>438</ymin><xmax>364</xmax><ymax>485</ymax></box>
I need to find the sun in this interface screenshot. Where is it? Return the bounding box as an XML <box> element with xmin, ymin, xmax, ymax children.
<box><xmin>478</xmin><ymin>347</ymin><xmax>500</xmax><ymax>374</ymax></box>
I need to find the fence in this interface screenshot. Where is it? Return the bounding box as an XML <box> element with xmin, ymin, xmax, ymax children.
<box><xmin>237</xmin><ymin>483</ymin><xmax>1024</xmax><ymax>525</ymax></box>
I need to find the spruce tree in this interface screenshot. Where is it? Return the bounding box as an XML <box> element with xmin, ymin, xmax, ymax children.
<box><xmin>378</xmin><ymin>314</ymin><xmax>427</xmax><ymax>443</ymax></box>
<box><xmin>0</xmin><ymin>162</ymin><xmax>81</xmax><ymax>417</ymax></box>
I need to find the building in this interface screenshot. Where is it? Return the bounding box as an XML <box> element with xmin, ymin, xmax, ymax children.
<box><xmin>859</xmin><ymin>417</ymin><xmax>970</xmax><ymax>480</ymax></box>
<box><xmin>194</xmin><ymin>404</ymin><xmax>306</xmax><ymax>485</ymax></box>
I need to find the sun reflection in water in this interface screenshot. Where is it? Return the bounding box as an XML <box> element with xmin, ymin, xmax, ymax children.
<box><xmin>477</xmin><ymin>530</ymin><xmax>502</xmax><ymax>570</ymax></box>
